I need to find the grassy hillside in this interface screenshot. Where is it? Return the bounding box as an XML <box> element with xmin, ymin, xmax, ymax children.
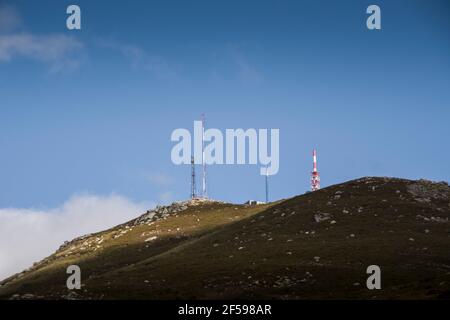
<box><xmin>1</xmin><ymin>177</ymin><xmax>449</xmax><ymax>300</ymax></box>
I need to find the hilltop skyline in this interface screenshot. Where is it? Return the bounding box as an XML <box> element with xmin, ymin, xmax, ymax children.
<box><xmin>1</xmin><ymin>0</ymin><xmax>450</xmax><ymax>285</ymax></box>
<box><xmin>1</xmin><ymin>1</ymin><xmax>450</xmax><ymax>208</ymax></box>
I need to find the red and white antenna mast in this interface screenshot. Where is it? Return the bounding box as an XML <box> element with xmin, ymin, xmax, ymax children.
<box><xmin>311</xmin><ymin>149</ymin><xmax>320</xmax><ymax>191</ymax></box>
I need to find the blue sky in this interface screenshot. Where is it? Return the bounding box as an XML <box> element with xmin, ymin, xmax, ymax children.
<box><xmin>1</xmin><ymin>0</ymin><xmax>450</xmax><ymax>208</ymax></box>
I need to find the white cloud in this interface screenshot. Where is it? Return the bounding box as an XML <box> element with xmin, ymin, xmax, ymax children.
<box><xmin>0</xmin><ymin>5</ymin><xmax>84</xmax><ymax>72</ymax></box>
<box><xmin>0</xmin><ymin>194</ymin><xmax>153</xmax><ymax>281</ymax></box>
<box><xmin>100</xmin><ymin>41</ymin><xmax>177</xmax><ymax>80</ymax></box>
<box><xmin>0</xmin><ymin>33</ymin><xmax>84</xmax><ymax>72</ymax></box>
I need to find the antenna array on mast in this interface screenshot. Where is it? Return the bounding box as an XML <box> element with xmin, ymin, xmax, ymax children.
<box><xmin>311</xmin><ymin>149</ymin><xmax>320</xmax><ymax>191</ymax></box>
<box><xmin>191</xmin><ymin>156</ymin><xmax>196</xmax><ymax>199</ymax></box>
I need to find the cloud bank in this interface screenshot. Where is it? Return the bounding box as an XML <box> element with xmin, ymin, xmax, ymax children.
<box><xmin>0</xmin><ymin>33</ymin><xmax>84</xmax><ymax>71</ymax></box>
<box><xmin>0</xmin><ymin>194</ymin><xmax>152</xmax><ymax>281</ymax></box>
<box><xmin>0</xmin><ymin>4</ymin><xmax>84</xmax><ymax>72</ymax></box>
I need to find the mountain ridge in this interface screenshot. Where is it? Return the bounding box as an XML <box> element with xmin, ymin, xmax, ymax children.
<box><xmin>1</xmin><ymin>176</ymin><xmax>449</xmax><ymax>300</ymax></box>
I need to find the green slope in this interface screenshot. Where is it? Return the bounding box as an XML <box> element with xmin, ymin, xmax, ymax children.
<box><xmin>1</xmin><ymin>177</ymin><xmax>449</xmax><ymax>300</ymax></box>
